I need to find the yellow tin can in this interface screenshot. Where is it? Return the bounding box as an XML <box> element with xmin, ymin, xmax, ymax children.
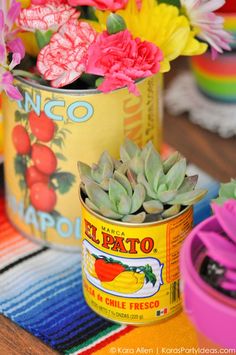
<box><xmin>2</xmin><ymin>74</ymin><xmax>162</xmax><ymax>250</ymax></box>
<box><xmin>81</xmin><ymin>196</ymin><xmax>193</xmax><ymax>325</ymax></box>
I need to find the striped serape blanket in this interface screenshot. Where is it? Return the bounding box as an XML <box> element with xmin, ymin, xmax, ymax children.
<box><xmin>0</xmin><ymin>163</ymin><xmax>219</xmax><ymax>354</ymax></box>
<box><xmin>0</xmin><ymin>196</ymin><xmax>132</xmax><ymax>354</ymax></box>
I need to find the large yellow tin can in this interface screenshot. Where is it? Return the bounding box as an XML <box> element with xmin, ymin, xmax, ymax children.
<box><xmin>81</xmin><ymin>196</ymin><xmax>193</xmax><ymax>325</ymax></box>
<box><xmin>2</xmin><ymin>74</ymin><xmax>162</xmax><ymax>250</ymax></box>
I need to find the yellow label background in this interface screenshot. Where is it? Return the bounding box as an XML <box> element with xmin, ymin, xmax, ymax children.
<box><xmin>2</xmin><ymin>75</ymin><xmax>162</xmax><ymax>249</ymax></box>
<box><xmin>81</xmin><ymin>204</ymin><xmax>193</xmax><ymax>324</ymax></box>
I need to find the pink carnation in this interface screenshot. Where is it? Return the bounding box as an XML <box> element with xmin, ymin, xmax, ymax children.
<box><xmin>86</xmin><ymin>30</ymin><xmax>163</xmax><ymax>95</ymax></box>
<box><xmin>37</xmin><ymin>20</ymin><xmax>97</xmax><ymax>88</ymax></box>
<box><xmin>17</xmin><ymin>0</ymin><xmax>79</xmax><ymax>32</ymax></box>
<box><xmin>68</xmin><ymin>0</ymin><xmax>128</xmax><ymax>11</ymax></box>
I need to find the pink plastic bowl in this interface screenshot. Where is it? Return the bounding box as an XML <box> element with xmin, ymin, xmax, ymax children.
<box><xmin>181</xmin><ymin>216</ymin><xmax>236</xmax><ymax>349</ymax></box>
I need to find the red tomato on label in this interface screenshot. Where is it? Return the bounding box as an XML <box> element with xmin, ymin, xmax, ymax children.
<box><xmin>95</xmin><ymin>259</ymin><xmax>126</xmax><ymax>282</ymax></box>
<box><xmin>29</xmin><ymin>111</ymin><xmax>55</xmax><ymax>142</ymax></box>
<box><xmin>12</xmin><ymin>125</ymin><xmax>31</xmax><ymax>155</ymax></box>
<box><xmin>30</xmin><ymin>182</ymin><xmax>57</xmax><ymax>212</ymax></box>
<box><xmin>26</xmin><ymin>166</ymin><xmax>49</xmax><ymax>187</ymax></box>
<box><xmin>32</xmin><ymin>144</ymin><xmax>57</xmax><ymax>175</ymax></box>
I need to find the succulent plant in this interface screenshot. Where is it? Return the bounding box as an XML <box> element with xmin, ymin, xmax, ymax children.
<box><xmin>212</xmin><ymin>179</ymin><xmax>236</xmax><ymax>205</ymax></box>
<box><xmin>78</xmin><ymin>139</ymin><xmax>207</xmax><ymax>223</ymax></box>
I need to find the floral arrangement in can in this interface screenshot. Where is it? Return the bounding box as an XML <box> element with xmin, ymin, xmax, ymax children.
<box><xmin>0</xmin><ymin>0</ymin><xmax>233</xmax><ymax>99</ymax></box>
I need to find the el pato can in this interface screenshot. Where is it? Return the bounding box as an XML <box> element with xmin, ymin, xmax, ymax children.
<box><xmin>81</xmin><ymin>195</ymin><xmax>193</xmax><ymax>325</ymax></box>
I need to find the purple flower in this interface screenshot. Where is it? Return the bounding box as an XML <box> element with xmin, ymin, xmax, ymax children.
<box><xmin>0</xmin><ymin>0</ymin><xmax>24</xmax><ymax>100</ymax></box>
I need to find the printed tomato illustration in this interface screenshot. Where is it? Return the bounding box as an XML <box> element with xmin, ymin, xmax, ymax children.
<box><xmin>32</xmin><ymin>143</ymin><xmax>57</xmax><ymax>175</ymax></box>
<box><xmin>26</xmin><ymin>165</ymin><xmax>49</xmax><ymax>187</ymax></box>
<box><xmin>12</xmin><ymin>125</ymin><xmax>31</xmax><ymax>155</ymax></box>
<box><xmin>29</xmin><ymin>111</ymin><xmax>55</xmax><ymax>142</ymax></box>
<box><xmin>95</xmin><ymin>259</ymin><xmax>126</xmax><ymax>282</ymax></box>
<box><xmin>30</xmin><ymin>182</ymin><xmax>57</xmax><ymax>212</ymax></box>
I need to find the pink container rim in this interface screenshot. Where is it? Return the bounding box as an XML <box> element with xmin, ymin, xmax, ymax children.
<box><xmin>181</xmin><ymin>215</ymin><xmax>236</xmax><ymax>349</ymax></box>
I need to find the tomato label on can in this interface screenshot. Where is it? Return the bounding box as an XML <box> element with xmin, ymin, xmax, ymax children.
<box><xmin>3</xmin><ymin>74</ymin><xmax>162</xmax><ymax>250</ymax></box>
<box><xmin>81</xmin><ymin>202</ymin><xmax>193</xmax><ymax>324</ymax></box>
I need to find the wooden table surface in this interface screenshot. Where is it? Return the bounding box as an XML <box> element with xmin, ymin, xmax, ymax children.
<box><xmin>0</xmin><ymin>58</ymin><xmax>236</xmax><ymax>354</ymax></box>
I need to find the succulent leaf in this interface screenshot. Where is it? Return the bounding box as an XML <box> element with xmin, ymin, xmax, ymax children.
<box><xmin>145</xmin><ymin>146</ymin><xmax>162</xmax><ymax>188</ymax></box>
<box><xmin>120</xmin><ymin>139</ymin><xmax>140</xmax><ymax>162</ymax></box>
<box><xmin>219</xmin><ymin>181</ymin><xmax>236</xmax><ymax>199</ymax></box>
<box><xmin>109</xmin><ymin>178</ymin><xmax>128</xmax><ymax>208</ymax></box>
<box><xmin>163</xmin><ymin>152</ymin><xmax>181</xmax><ymax>174</ymax></box>
<box><xmin>141</xmin><ymin>141</ymin><xmax>154</xmax><ymax>160</ymax></box>
<box><xmin>98</xmin><ymin>151</ymin><xmax>114</xmax><ymax>171</ymax></box>
<box><xmin>117</xmin><ymin>194</ymin><xmax>132</xmax><ymax>215</ymax></box>
<box><xmin>85</xmin><ymin>198</ymin><xmax>100</xmax><ymax>213</ymax></box>
<box><xmin>166</xmin><ymin>158</ymin><xmax>186</xmax><ymax>190</ymax></box>
<box><xmin>127</xmin><ymin>168</ymin><xmax>137</xmax><ymax>189</ymax></box>
<box><xmin>78</xmin><ymin>162</ymin><xmax>92</xmax><ymax>183</ymax></box>
<box><xmin>122</xmin><ymin>212</ymin><xmax>146</xmax><ymax>223</ymax></box>
<box><xmin>99</xmin><ymin>207</ymin><xmax>123</xmax><ymax>219</ymax></box>
<box><xmin>137</xmin><ymin>173</ymin><xmax>158</xmax><ymax>199</ymax></box>
<box><xmin>178</xmin><ymin>175</ymin><xmax>198</xmax><ymax>193</ymax></box>
<box><xmin>131</xmin><ymin>183</ymin><xmax>146</xmax><ymax>213</ymax></box>
<box><xmin>169</xmin><ymin>189</ymin><xmax>207</xmax><ymax>205</ymax></box>
<box><xmin>129</xmin><ymin>155</ymin><xmax>144</xmax><ymax>175</ymax></box>
<box><xmin>162</xmin><ymin>204</ymin><xmax>181</xmax><ymax>218</ymax></box>
<box><xmin>143</xmin><ymin>200</ymin><xmax>163</xmax><ymax>214</ymax></box>
<box><xmin>114</xmin><ymin>171</ymin><xmax>132</xmax><ymax>196</ymax></box>
<box><xmin>157</xmin><ymin>190</ymin><xmax>177</xmax><ymax>203</ymax></box>
<box><xmin>85</xmin><ymin>181</ymin><xmax>114</xmax><ymax>210</ymax></box>
<box><xmin>153</xmin><ymin>168</ymin><xmax>164</xmax><ymax>192</ymax></box>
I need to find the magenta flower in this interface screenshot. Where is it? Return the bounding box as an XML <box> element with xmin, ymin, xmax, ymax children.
<box><xmin>86</xmin><ymin>30</ymin><xmax>163</xmax><ymax>95</ymax></box>
<box><xmin>0</xmin><ymin>1</ymin><xmax>24</xmax><ymax>100</ymax></box>
<box><xmin>17</xmin><ymin>0</ymin><xmax>79</xmax><ymax>32</ymax></box>
<box><xmin>37</xmin><ymin>20</ymin><xmax>97</xmax><ymax>87</ymax></box>
<box><xmin>68</xmin><ymin>0</ymin><xmax>128</xmax><ymax>11</ymax></box>
<box><xmin>180</xmin><ymin>0</ymin><xmax>233</xmax><ymax>58</ymax></box>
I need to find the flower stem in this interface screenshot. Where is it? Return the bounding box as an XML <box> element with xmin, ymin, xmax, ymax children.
<box><xmin>12</xmin><ymin>69</ymin><xmax>42</xmax><ymax>82</ymax></box>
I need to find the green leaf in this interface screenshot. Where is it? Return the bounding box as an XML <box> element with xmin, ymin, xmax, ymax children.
<box><xmin>78</xmin><ymin>161</ymin><xmax>92</xmax><ymax>182</ymax></box>
<box><xmin>50</xmin><ymin>210</ymin><xmax>61</xmax><ymax>219</ymax></box>
<box><xmin>52</xmin><ymin>137</ymin><xmax>64</xmax><ymax>149</ymax></box>
<box><xmin>14</xmin><ymin>155</ymin><xmax>27</xmax><ymax>176</ymax></box>
<box><xmin>85</xmin><ymin>181</ymin><xmax>114</xmax><ymax>210</ymax></box>
<box><xmin>122</xmin><ymin>212</ymin><xmax>146</xmax><ymax>224</ymax></box>
<box><xmin>145</xmin><ymin>146</ymin><xmax>162</xmax><ymax>188</ymax></box>
<box><xmin>169</xmin><ymin>189</ymin><xmax>207</xmax><ymax>206</ymax></box>
<box><xmin>162</xmin><ymin>204</ymin><xmax>181</xmax><ymax>218</ymax></box>
<box><xmin>142</xmin><ymin>264</ymin><xmax>157</xmax><ymax>286</ymax></box>
<box><xmin>107</xmin><ymin>13</ymin><xmax>127</xmax><ymax>34</ymax></box>
<box><xmin>137</xmin><ymin>173</ymin><xmax>157</xmax><ymax>199</ymax></box>
<box><xmin>178</xmin><ymin>175</ymin><xmax>198</xmax><ymax>193</ymax></box>
<box><xmin>99</xmin><ymin>206</ymin><xmax>123</xmax><ymax>220</ymax></box>
<box><xmin>143</xmin><ymin>200</ymin><xmax>163</xmax><ymax>214</ymax></box>
<box><xmin>159</xmin><ymin>0</ymin><xmax>180</xmax><ymax>7</ymax></box>
<box><xmin>117</xmin><ymin>194</ymin><xmax>132</xmax><ymax>215</ymax></box>
<box><xmin>166</xmin><ymin>158</ymin><xmax>186</xmax><ymax>190</ymax></box>
<box><xmin>157</xmin><ymin>190</ymin><xmax>177</xmax><ymax>203</ymax></box>
<box><xmin>120</xmin><ymin>139</ymin><xmax>140</xmax><ymax>162</ymax></box>
<box><xmin>114</xmin><ymin>171</ymin><xmax>132</xmax><ymax>196</ymax></box>
<box><xmin>219</xmin><ymin>181</ymin><xmax>236</xmax><ymax>199</ymax></box>
<box><xmin>85</xmin><ymin>197</ymin><xmax>100</xmax><ymax>213</ymax></box>
<box><xmin>55</xmin><ymin>152</ymin><xmax>67</xmax><ymax>161</ymax></box>
<box><xmin>163</xmin><ymin>152</ymin><xmax>181</xmax><ymax>174</ymax></box>
<box><xmin>35</xmin><ymin>29</ymin><xmax>53</xmax><ymax>49</ymax></box>
<box><xmin>109</xmin><ymin>178</ymin><xmax>128</xmax><ymax>208</ymax></box>
<box><xmin>15</xmin><ymin>111</ymin><xmax>22</xmax><ymax>122</ymax></box>
<box><xmin>53</xmin><ymin>172</ymin><xmax>76</xmax><ymax>194</ymax></box>
<box><xmin>19</xmin><ymin>179</ymin><xmax>26</xmax><ymax>191</ymax></box>
<box><xmin>131</xmin><ymin>184</ymin><xmax>146</xmax><ymax>213</ymax></box>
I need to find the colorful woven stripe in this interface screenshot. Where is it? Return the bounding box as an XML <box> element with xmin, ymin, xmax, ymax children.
<box><xmin>0</xmin><ymin>197</ymin><xmax>132</xmax><ymax>354</ymax></box>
